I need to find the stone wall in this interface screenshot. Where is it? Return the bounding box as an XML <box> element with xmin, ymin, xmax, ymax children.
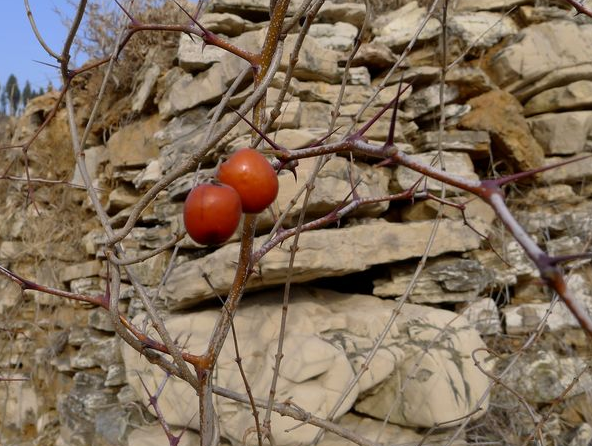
<box><xmin>1</xmin><ymin>1</ymin><xmax>592</xmax><ymax>445</ymax></box>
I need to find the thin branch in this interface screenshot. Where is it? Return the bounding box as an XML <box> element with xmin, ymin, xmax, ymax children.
<box><xmin>24</xmin><ymin>0</ymin><xmax>61</xmax><ymax>61</ymax></box>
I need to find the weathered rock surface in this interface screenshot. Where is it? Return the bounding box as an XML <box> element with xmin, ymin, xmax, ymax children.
<box><xmin>524</xmin><ymin>80</ymin><xmax>592</xmax><ymax>116</ymax></box>
<box><xmin>449</xmin><ymin>12</ymin><xmax>518</xmax><ymax>50</ymax></box>
<box><xmin>374</xmin><ymin>256</ymin><xmax>495</xmax><ymax>303</ymax></box>
<box><xmin>5</xmin><ymin>2</ymin><xmax>592</xmax><ymax>445</ymax></box>
<box><xmin>528</xmin><ymin>111</ymin><xmax>592</xmax><ymax>155</ymax></box>
<box><xmin>373</xmin><ymin>1</ymin><xmax>441</xmax><ymax>49</ymax></box>
<box><xmin>308</xmin><ymin>22</ymin><xmax>358</xmax><ymax>51</ymax></box>
<box><xmin>503</xmin><ymin>274</ymin><xmax>592</xmax><ymax>334</ymax></box>
<box><xmin>487</xmin><ymin>21</ymin><xmax>592</xmax><ymax>91</ymax></box>
<box><xmin>455</xmin><ymin>0</ymin><xmax>529</xmax><ymax>10</ymax></box>
<box><xmin>317</xmin><ymin>2</ymin><xmax>366</xmax><ymax>27</ymax></box>
<box><xmin>540</xmin><ymin>155</ymin><xmax>592</xmax><ymax>184</ymax></box>
<box><xmin>460</xmin><ymin>89</ymin><xmax>545</xmax><ymax>170</ymax></box>
<box><xmin>393</xmin><ymin>151</ymin><xmax>479</xmax><ymax>194</ymax></box>
<box><xmin>177</xmin><ymin>33</ymin><xmax>229</xmax><ymax>72</ymax></box>
<box><xmin>354</xmin><ymin>298</ymin><xmax>492</xmax><ymax>427</ymax></box>
<box><xmin>107</xmin><ymin>116</ymin><xmax>162</xmax><ymax>168</ymax></box>
<box><xmin>498</xmin><ymin>349</ymin><xmax>592</xmax><ymax>403</ymax></box>
<box><xmin>163</xmin><ymin>218</ymin><xmax>485</xmax><ymax>309</ymax></box>
<box><xmin>123</xmin><ymin>288</ymin><xmax>492</xmax><ymax>443</ymax></box>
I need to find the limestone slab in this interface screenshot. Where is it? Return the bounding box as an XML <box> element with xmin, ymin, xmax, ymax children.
<box><xmin>162</xmin><ymin>218</ymin><xmax>484</xmax><ymax>309</ymax></box>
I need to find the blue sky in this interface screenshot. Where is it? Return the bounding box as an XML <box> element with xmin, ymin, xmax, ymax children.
<box><xmin>0</xmin><ymin>1</ymin><xmax>79</xmax><ymax>91</ymax></box>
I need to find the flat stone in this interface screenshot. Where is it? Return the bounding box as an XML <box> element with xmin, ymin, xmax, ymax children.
<box><xmin>393</xmin><ymin>151</ymin><xmax>479</xmax><ymax>195</ymax></box>
<box><xmin>309</xmin><ymin>22</ymin><xmax>358</xmax><ymax>52</ymax></box>
<box><xmin>514</xmin><ymin>63</ymin><xmax>592</xmax><ymax>102</ymax></box>
<box><xmin>266</xmin><ymin>98</ymin><xmax>301</xmax><ymax>129</ymax></box>
<box><xmin>524</xmin><ymin>184</ymin><xmax>577</xmax><ymax>203</ymax></box>
<box><xmin>177</xmin><ymin>33</ymin><xmax>228</xmax><ymax>72</ymax></box>
<box><xmin>282</xmin><ymin>33</ymin><xmax>342</xmax><ymax>83</ymax></box>
<box><xmin>162</xmin><ymin>218</ymin><xmax>484</xmax><ymax>309</ymax></box>
<box><xmin>212</xmin><ymin>0</ymin><xmax>306</xmax><ymax>18</ymax></box>
<box><xmin>317</xmin><ymin>2</ymin><xmax>367</xmax><ymax>27</ymax></box>
<box><xmin>71</xmin><ymin>146</ymin><xmax>108</xmax><ymax>186</ymax></box>
<box><xmin>524</xmin><ymin>80</ymin><xmax>592</xmax><ymax>116</ymax></box>
<box><xmin>373</xmin><ymin>257</ymin><xmax>495</xmax><ymax>303</ymax></box>
<box><xmin>459</xmin><ymin>89</ymin><xmax>545</xmax><ymax>171</ymax></box>
<box><xmin>131</xmin><ymin>51</ymin><xmax>160</xmax><ymax>113</ymax></box>
<box><xmin>503</xmin><ymin>276</ymin><xmax>592</xmax><ymax>334</ymax></box>
<box><xmin>107</xmin><ymin>115</ymin><xmax>162</xmax><ymax>168</ymax></box>
<box><xmin>133</xmin><ymin>159</ymin><xmax>162</xmax><ymax>189</ymax></box>
<box><xmin>200</xmin><ymin>12</ymin><xmax>252</xmax><ymax>36</ymax></box>
<box><xmin>518</xmin><ymin>4</ymin><xmax>591</xmax><ymax>25</ymax></box>
<box><xmin>414</xmin><ymin>130</ymin><xmax>490</xmax><ymax>157</ymax></box>
<box><xmin>351</xmin><ymin>41</ymin><xmax>398</xmax><ymax>69</ymax></box>
<box><xmin>528</xmin><ymin>111</ymin><xmax>592</xmax><ymax>155</ymax></box>
<box><xmin>449</xmin><ymin>12</ymin><xmax>518</xmax><ymax>50</ymax></box>
<box><xmin>320</xmin><ymin>413</ymin><xmax>467</xmax><ymax>446</ymax></box>
<box><xmin>455</xmin><ymin>0</ymin><xmax>529</xmax><ymax>10</ymax></box>
<box><xmin>153</xmin><ymin>107</ymin><xmax>209</xmax><ymax>147</ymax></box>
<box><xmin>257</xmin><ymin>156</ymin><xmax>391</xmax><ymax>228</ymax></box>
<box><xmin>340</xmin><ymin>66</ymin><xmax>371</xmax><ymax>86</ymax></box>
<box><xmin>106</xmin><ymin>185</ymin><xmax>140</xmax><ymax>214</ymax></box>
<box><xmin>334</xmin><ymin>104</ymin><xmax>415</xmax><ymax>142</ymax></box>
<box><xmin>354</xmin><ymin>301</ymin><xmax>492</xmax><ymax>427</ymax></box>
<box><xmin>299</xmin><ymin>101</ymin><xmax>334</xmax><ymax>129</ymax></box>
<box><xmin>298</xmin><ymin>82</ymin><xmax>411</xmax><ymax>106</ymax></box>
<box><xmin>486</xmin><ymin>21</ymin><xmax>592</xmax><ymax>91</ymax></box>
<box><xmin>403</xmin><ymin>84</ymin><xmax>459</xmax><ymax>119</ymax></box>
<box><xmin>384</xmin><ymin>66</ymin><xmax>440</xmax><ymax>86</ymax></box>
<box><xmin>400</xmin><ymin>195</ymin><xmax>496</xmax><ymax>225</ymax></box>
<box><xmin>540</xmin><ymin>155</ymin><xmax>592</xmax><ymax>184</ymax></box>
<box><xmin>373</xmin><ymin>1</ymin><xmax>441</xmax><ymax>50</ymax></box>
<box><xmin>71</xmin><ymin>337</ymin><xmax>123</xmax><ymax>371</ymax></box>
<box><xmin>158</xmin><ymin>65</ymin><xmax>228</xmax><ymax>119</ymax></box>
<box><xmin>447</xmin><ymin>65</ymin><xmax>496</xmax><ymax>98</ymax></box>
<box><xmin>59</xmin><ymin>260</ymin><xmax>102</xmax><ymax>283</ymax></box>
<box><xmin>515</xmin><ymin>200</ymin><xmax>592</xmax><ymax>237</ymax></box>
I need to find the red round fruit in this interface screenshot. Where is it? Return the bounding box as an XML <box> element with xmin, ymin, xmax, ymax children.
<box><xmin>217</xmin><ymin>148</ymin><xmax>279</xmax><ymax>214</ymax></box>
<box><xmin>183</xmin><ymin>183</ymin><xmax>242</xmax><ymax>245</ymax></box>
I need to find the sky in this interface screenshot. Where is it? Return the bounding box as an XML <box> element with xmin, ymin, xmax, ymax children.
<box><xmin>0</xmin><ymin>1</ymin><xmax>80</xmax><ymax>91</ymax></box>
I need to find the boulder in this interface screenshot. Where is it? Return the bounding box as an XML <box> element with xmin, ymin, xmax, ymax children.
<box><xmin>123</xmin><ymin>287</ymin><xmax>491</xmax><ymax>443</ymax></box>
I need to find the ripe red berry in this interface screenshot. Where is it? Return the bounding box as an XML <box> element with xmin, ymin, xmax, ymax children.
<box><xmin>217</xmin><ymin>148</ymin><xmax>279</xmax><ymax>214</ymax></box>
<box><xmin>183</xmin><ymin>184</ymin><xmax>242</xmax><ymax>245</ymax></box>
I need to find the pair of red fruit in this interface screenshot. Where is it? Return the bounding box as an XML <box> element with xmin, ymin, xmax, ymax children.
<box><xmin>183</xmin><ymin>148</ymin><xmax>279</xmax><ymax>245</ymax></box>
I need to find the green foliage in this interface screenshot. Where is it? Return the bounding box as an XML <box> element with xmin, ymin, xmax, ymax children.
<box><xmin>5</xmin><ymin>74</ymin><xmax>20</xmax><ymax>116</ymax></box>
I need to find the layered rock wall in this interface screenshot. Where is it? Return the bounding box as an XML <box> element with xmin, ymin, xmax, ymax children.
<box><xmin>1</xmin><ymin>1</ymin><xmax>592</xmax><ymax>445</ymax></box>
